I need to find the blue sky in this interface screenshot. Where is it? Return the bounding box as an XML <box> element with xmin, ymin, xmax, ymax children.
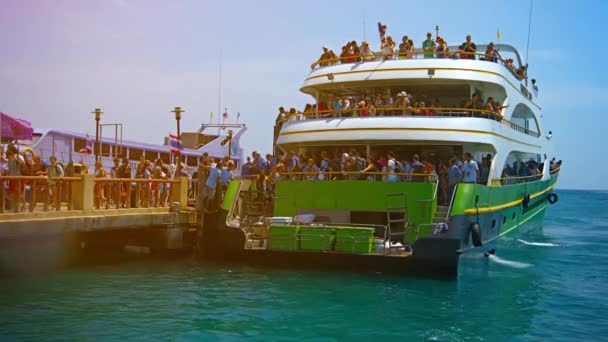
<box><xmin>0</xmin><ymin>0</ymin><xmax>605</xmax><ymax>189</ymax></box>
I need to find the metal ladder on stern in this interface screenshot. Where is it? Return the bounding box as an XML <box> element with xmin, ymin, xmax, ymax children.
<box><xmin>384</xmin><ymin>192</ymin><xmax>409</xmax><ymax>254</ymax></box>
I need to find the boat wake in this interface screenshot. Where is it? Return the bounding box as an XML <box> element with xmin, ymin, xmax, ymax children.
<box><xmin>517</xmin><ymin>239</ymin><xmax>560</xmax><ymax>247</ymax></box>
<box><xmin>487</xmin><ymin>254</ymin><xmax>533</xmax><ymax>269</ymax></box>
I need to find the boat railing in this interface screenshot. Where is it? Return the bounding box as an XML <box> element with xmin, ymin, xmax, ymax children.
<box><xmin>282</xmin><ymin>107</ymin><xmax>540</xmax><ymax>138</ymax></box>
<box><xmin>445</xmin><ymin>183</ymin><xmax>459</xmax><ymax>221</ymax></box>
<box><xmin>549</xmin><ymin>166</ymin><xmax>561</xmax><ymax>175</ymax></box>
<box><xmin>0</xmin><ymin>175</ymin><xmax>81</xmax><ymax>213</ymax></box>
<box><xmin>492</xmin><ymin>173</ymin><xmax>544</xmax><ymax>186</ymax></box>
<box><xmin>269</xmin><ymin>171</ymin><xmax>438</xmax><ymax>183</ymax></box>
<box><xmin>311</xmin><ymin>50</ymin><xmax>528</xmax><ymax>83</ymax></box>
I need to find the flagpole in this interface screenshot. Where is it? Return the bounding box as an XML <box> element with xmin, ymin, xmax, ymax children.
<box><xmin>217</xmin><ymin>48</ymin><xmax>222</xmax><ymax>125</ymax></box>
<box><xmin>525</xmin><ymin>0</ymin><xmax>533</xmax><ymax>66</ymax></box>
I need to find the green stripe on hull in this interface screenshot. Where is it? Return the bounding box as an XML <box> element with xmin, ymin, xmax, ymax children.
<box><xmin>450</xmin><ymin>174</ymin><xmax>559</xmax><ymax>216</ymax></box>
<box><xmin>499</xmin><ymin>202</ymin><xmax>547</xmax><ymax>238</ymax></box>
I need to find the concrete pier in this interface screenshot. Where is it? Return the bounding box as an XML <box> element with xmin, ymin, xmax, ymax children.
<box><xmin>0</xmin><ymin>175</ymin><xmax>197</xmax><ymax>274</ymax></box>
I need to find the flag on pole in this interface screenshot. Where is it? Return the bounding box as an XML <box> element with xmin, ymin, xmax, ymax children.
<box><xmin>210</xmin><ymin>112</ymin><xmax>214</xmax><ymax>123</ymax></box>
<box><xmin>79</xmin><ymin>134</ymin><xmax>92</xmax><ymax>154</ymax></box>
<box><xmin>222</xmin><ymin>108</ymin><xmax>228</xmax><ymax>123</ymax></box>
<box><xmin>377</xmin><ymin>22</ymin><xmax>387</xmax><ymax>44</ymax></box>
<box><xmin>236</xmin><ymin>112</ymin><xmax>240</xmax><ymax>123</ymax></box>
<box><xmin>497</xmin><ymin>28</ymin><xmax>502</xmax><ymax>40</ymax></box>
<box><xmin>169</xmin><ymin>134</ymin><xmax>182</xmax><ymax>155</ymax></box>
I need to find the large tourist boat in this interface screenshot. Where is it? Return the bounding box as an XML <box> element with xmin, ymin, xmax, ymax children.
<box><xmin>200</xmin><ymin>39</ymin><xmax>560</xmax><ymax>276</ymax></box>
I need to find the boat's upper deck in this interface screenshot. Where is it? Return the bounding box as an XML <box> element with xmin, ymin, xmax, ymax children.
<box><xmin>303</xmin><ymin>44</ymin><xmax>537</xmax><ymax>108</ymax></box>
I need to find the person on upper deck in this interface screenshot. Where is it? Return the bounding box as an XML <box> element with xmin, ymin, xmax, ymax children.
<box><xmin>350</xmin><ymin>41</ymin><xmax>361</xmax><ymax>62</ymax></box>
<box><xmin>460</xmin><ymin>35</ymin><xmax>477</xmax><ymax>59</ymax></box>
<box><xmin>484</xmin><ymin>97</ymin><xmax>497</xmax><ymax>118</ymax></box>
<box><xmin>398</xmin><ymin>35</ymin><xmax>409</xmax><ymax>59</ymax></box>
<box><xmin>394</xmin><ymin>91</ymin><xmax>410</xmax><ymax>116</ymax></box>
<box><xmin>381</xmin><ymin>36</ymin><xmax>395</xmax><ymax>60</ymax></box>
<box><xmin>464</xmin><ymin>93</ymin><xmax>483</xmax><ymax>116</ymax></box>
<box><xmin>360</xmin><ymin>41</ymin><xmax>375</xmax><ymax>61</ymax></box>
<box><xmin>436</xmin><ymin>37</ymin><xmax>449</xmax><ymax>58</ymax></box>
<box><xmin>422</xmin><ymin>32</ymin><xmax>436</xmax><ymax>58</ymax></box>
<box><xmin>515</xmin><ymin>64</ymin><xmax>528</xmax><ymax>80</ymax></box>
<box><xmin>406</xmin><ymin>39</ymin><xmax>415</xmax><ymax>59</ymax></box>
<box><xmin>484</xmin><ymin>42</ymin><xmax>501</xmax><ymax>62</ymax></box>
<box><xmin>312</xmin><ymin>46</ymin><xmax>331</xmax><ymax>69</ymax></box>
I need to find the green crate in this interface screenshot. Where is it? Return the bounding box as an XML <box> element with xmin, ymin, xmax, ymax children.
<box><xmin>298</xmin><ymin>226</ymin><xmax>335</xmax><ymax>251</ymax></box>
<box><xmin>268</xmin><ymin>225</ymin><xmax>299</xmax><ymax>251</ymax></box>
<box><xmin>334</xmin><ymin>227</ymin><xmax>374</xmax><ymax>254</ymax></box>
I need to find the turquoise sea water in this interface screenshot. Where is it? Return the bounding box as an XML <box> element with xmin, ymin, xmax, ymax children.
<box><xmin>1</xmin><ymin>190</ymin><xmax>607</xmax><ymax>341</ymax></box>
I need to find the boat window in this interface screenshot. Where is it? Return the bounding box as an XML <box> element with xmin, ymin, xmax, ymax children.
<box><xmin>510</xmin><ymin>103</ymin><xmax>540</xmax><ymax>136</ymax></box>
<box><xmin>129</xmin><ymin>148</ymin><xmax>143</xmax><ymax>161</ymax></box>
<box><xmin>73</xmin><ymin>138</ymin><xmax>86</xmax><ymax>153</ymax></box>
<box><xmin>113</xmin><ymin>145</ymin><xmax>126</xmax><ymax>158</ymax></box>
<box><xmin>501</xmin><ymin>151</ymin><xmax>542</xmax><ymax>185</ymax></box>
<box><xmin>160</xmin><ymin>152</ymin><xmax>170</xmax><ymax>164</ymax></box>
<box><xmin>101</xmin><ymin>143</ymin><xmax>111</xmax><ymax>157</ymax></box>
<box><xmin>146</xmin><ymin>151</ymin><xmax>159</xmax><ymax>161</ymax></box>
<box><xmin>187</xmin><ymin>156</ymin><xmax>198</xmax><ymax>167</ymax></box>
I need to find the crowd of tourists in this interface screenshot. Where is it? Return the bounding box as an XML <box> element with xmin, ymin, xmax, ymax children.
<box><xmin>312</xmin><ymin>33</ymin><xmax>528</xmax><ymax>80</ymax></box>
<box><xmin>235</xmin><ymin>149</ymin><xmax>493</xmax><ymax>206</ymax></box>
<box><xmin>2</xmin><ymin>140</ymin><xmax>562</xmax><ymax>212</ymax></box>
<box><xmin>275</xmin><ymin>89</ymin><xmax>505</xmax><ymax>124</ymax></box>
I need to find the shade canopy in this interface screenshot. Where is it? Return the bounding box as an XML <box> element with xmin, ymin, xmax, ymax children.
<box><xmin>1</xmin><ymin>112</ymin><xmax>33</xmax><ymax>141</ymax></box>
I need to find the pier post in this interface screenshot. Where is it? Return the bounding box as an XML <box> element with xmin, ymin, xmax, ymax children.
<box><xmin>71</xmin><ymin>174</ymin><xmax>94</xmax><ymax>212</ymax></box>
<box><xmin>171</xmin><ymin>176</ymin><xmax>189</xmax><ymax>208</ymax></box>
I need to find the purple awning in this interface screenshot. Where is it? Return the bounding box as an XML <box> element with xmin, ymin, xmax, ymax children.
<box><xmin>1</xmin><ymin>112</ymin><xmax>33</xmax><ymax>141</ymax></box>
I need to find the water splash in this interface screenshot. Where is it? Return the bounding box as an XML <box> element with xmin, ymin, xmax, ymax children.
<box><xmin>517</xmin><ymin>239</ymin><xmax>560</xmax><ymax>247</ymax></box>
<box><xmin>487</xmin><ymin>254</ymin><xmax>533</xmax><ymax>268</ymax></box>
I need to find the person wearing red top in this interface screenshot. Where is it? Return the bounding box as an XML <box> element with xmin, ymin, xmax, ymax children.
<box><xmin>357</xmin><ymin>101</ymin><xmax>369</xmax><ymax>116</ymax></box>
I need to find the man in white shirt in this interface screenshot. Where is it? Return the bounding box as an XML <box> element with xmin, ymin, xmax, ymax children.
<box><xmin>360</xmin><ymin>41</ymin><xmax>375</xmax><ymax>61</ymax></box>
<box><xmin>463</xmin><ymin>152</ymin><xmax>479</xmax><ymax>183</ymax></box>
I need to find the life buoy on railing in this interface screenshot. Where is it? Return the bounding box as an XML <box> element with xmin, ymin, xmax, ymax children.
<box><xmin>547</xmin><ymin>193</ymin><xmax>558</xmax><ymax>205</ymax></box>
<box><xmin>522</xmin><ymin>193</ymin><xmax>531</xmax><ymax>209</ymax></box>
<box><xmin>470</xmin><ymin>222</ymin><xmax>482</xmax><ymax>247</ymax></box>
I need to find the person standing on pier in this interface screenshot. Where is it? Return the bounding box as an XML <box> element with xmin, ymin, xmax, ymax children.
<box><xmin>48</xmin><ymin>156</ymin><xmax>64</xmax><ymax>210</ymax></box>
<box><xmin>117</xmin><ymin>158</ymin><xmax>131</xmax><ymax>208</ymax></box>
<box><xmin>93</xmin><ymin>160</ymin><xmax>106</xmax><ymax>209</ymax></box>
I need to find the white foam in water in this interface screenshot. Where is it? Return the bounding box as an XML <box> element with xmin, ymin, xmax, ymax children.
<box><xmin>517</xmin><ymin>239</ymin><xmax>560</xmax><ymax>247</ymax></box>
<box><xmin>488</xmin><ymin>254</ymin><xmax>533</xmax><ymax>268</ymax></box>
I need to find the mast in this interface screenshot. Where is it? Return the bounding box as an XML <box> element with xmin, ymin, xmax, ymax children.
<box><xmin>217</xmin><ymin>48</ymin><xmax>222</xmax><ymax>126</ymax></box>
<box><xmin>525</xmin><ymin>0</ymin><xmax>533</xmax><ymax>66</ymax></box>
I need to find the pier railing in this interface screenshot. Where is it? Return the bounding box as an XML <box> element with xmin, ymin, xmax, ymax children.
<box><xmin>0</xmin><ymin>175</ymin><xmax>81</xmax><ymax>213</ymax></box>
<box><xmin>93</xmin><ymin>178</ymin><xmax>180</xmax><ymax>209</ymax></box>
<box><xmin>0</xmin><ymin>175</ymin><xmax>189</xmax><ymax>214</ymax></box>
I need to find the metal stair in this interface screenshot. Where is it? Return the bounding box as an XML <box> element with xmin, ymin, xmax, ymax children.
<box><xmin>433</xmin><ymin>205</ymin><xmax>450</xmax><ymax>223</ymax></box>
<box><xmin>385</xmin><ymin>193</ymin><xmax>409</xmax><ymax>254</ymax></box>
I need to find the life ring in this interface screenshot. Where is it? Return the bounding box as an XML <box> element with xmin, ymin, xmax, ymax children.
<box><xmin>470</xmin><ymin>222</ymin><xmax>482</xmax><ymax>247</ymax></box>
<box><xmin>522</xmin><ymin>193</ymin><xmax>531</xmax><ymax>209</ymax></box>
<box><xmin>547</xmin><ymin>193</ymin><xmax>558</xmax><ymax>204</ymax></box>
